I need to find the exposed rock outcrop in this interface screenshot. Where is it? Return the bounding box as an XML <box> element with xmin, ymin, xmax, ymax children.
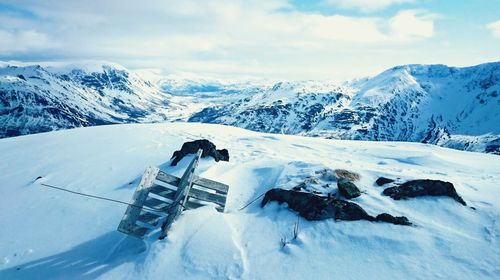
<box><xmin>382</xmin><ymin>179</ymin><xmax>466</xmax><ymax>206</ymax></box>
<box><xmin>375</xmin><ymin>213</ymin><xmax>411</xmax><ymax>225</ymax></box>
<box><xmin>337</xmin><ymin>179</ymin><xmax>361</xmax><ymax>199</ymax></box>
<box><xmin>375</xmin><ymin>177</ymin><xmax>395</xmax><ymax>186</ymax></box>
<box><xmin>334</xmin><ymin>169</ymin><xmax>360</xmax><ymax>182</ymax></box>
<box><xmin>261</xmin><ymin>188</ymin><xmax>411</xmax><ymax>225</ymax></box>
<box><xmin>171</xmin><ymin>139</ymin><xmax>229</xmax><ymax>166</ymax></box>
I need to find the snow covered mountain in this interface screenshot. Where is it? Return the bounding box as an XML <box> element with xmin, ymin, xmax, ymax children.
<box><xmin>0</xmin><ymin>123</ymin><xmax>499</xmax><ymax>279</ymax></box>
<box><xmin>1</xmin><ymin>61</ymin><xmax>498</xmax><ymax>154</ymax></box>
<box><xmin>189</xmin><ymin>62</ymin><xmax>500</xmax><ymax>154</ymax></box>
<box><xmin>0</xmin><ymin>62</ymin><xmax>172</xmax><ymax>138</ymax></box>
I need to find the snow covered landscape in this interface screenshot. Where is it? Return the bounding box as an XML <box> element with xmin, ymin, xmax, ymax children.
<box><xmin>1</xmin><ymin>0</ymin><xmax>499</xmax><ymax>279</ymax></box>
<box><xmin>0</xmin><ymin>123</ymin><xmax>499</xmax><ymax>279</ymax></box>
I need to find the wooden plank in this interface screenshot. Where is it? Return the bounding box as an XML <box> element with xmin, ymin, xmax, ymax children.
<box><xmin>117</xmin><ymin>166</ymin><xmax>159</xmax><ymax>238</ymax></box>
<box><xmin>149</xmin><ymin>184</ymin><xmax>176</xmax><ymax>200</ymax></box>
<box><xmin>156</xmin><ymin>167</ymin><xmax>229</xmax><ymax>195</ymax></box>
<box><xmin>159</xmin><ymin>149</ymin><xmax>203</xmax><ymax>239</ymax></box>
<box><xmin>188</xmin><ymin>187</ymin><xmax>227</xmax><ymax>206</ymax></box>
<box><xmin>185</xmin><ymin>198</ymin><xmax>224</xmax><ymax>212</ymax></box>
<box><xmin>144</xmin><ymin>197</ymin><xmax>171</xmax><ymax>212</ymax></box>
<box><xmin>185</xmin><ymin>199</ymin><xmax>206</xmax><ymax>209</ymax></box>
<box><xmin>137</xmin><ymin>211</ymin><xmax>162</xmax><ymax>227</ymax></box>
<box><xmin>156</xmin><ymin>171</ymin><xmax>180</xmax><ymax>187</ymax></box>
<box><xmin>192</xmin><ymin>176</ymin><xmax>229</xmax><ymax>194</ymax></box>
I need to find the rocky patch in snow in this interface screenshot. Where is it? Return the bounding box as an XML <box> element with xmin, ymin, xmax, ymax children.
<box><xmin>261</xmin><ymin>188</ymin><xmax>411</xmax><ymax>225</ymax></box>
<box><xmin>375</xmin><ymin>177</ymin><xmax>395</xmax><ymax>186</ymax></box>
<box><xmin>382</xmin><ymin>179</ymin><xmax>467</xmax><ymax>206</ymax></box>
<box><xmin>337</xmin><ymin>179</ymin><xmax>361</xmax><ymax>199</ymax></box>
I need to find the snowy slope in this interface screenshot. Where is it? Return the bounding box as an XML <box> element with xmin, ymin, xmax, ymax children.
<box><xmin>189</xmin><ymin>62</ymin><xmax>500</xmax><ymax>154</ymax></box>
<box><xmin>0</xmin><ymin>123</ymin><xmax>499</xmax><ymax>279</ymax></box>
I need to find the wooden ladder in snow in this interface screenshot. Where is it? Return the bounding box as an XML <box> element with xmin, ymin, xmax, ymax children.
<box><xmin>117</xmin><ymin>149</ymin><xmax>229</xmax><ymax>239</ymax></box>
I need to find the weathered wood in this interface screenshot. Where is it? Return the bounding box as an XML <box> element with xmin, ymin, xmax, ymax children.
<box><xmin>118</xmin><ymin>149</ymin><xmax>231</xmax><ymax>239</ymax></box>
<box><xmin>160</xmin><ymin>150</ymin><xmax>203</xmax><ymax>239</ymax></box>
<box><xmin>127</xmin><ymin>225</ymin><xmax>150</xmax><ymax>238</ymax></box>
<box><xmin>137</xmin><ymin>211</ymin><xmax>162</xmax><ymax>227</ymax></box>
<box><xmin>156</xmin><ymin>171</ymin><xmax>180</xmax><ymax>187</ymax></box>
<box><xmin>144</xmin><ymin>197</ymin><xmax>171</xmax><ymax>212</ymax></box>
<box><xmin>157</xmin><ymin>171</ymin><xmax>228</xmax><ymax>194</ymax></box>
<box><xmin>192</xmin><ymin>176</ymin><xmax>229</xmax><ymax>194</ymax></box>
<box><xmin>185</xmin><ymin>199</ymin><xmax>206</xmax><ymax>209</ymax></box>
<box><xmin>149</xmin><ymin>184</ymin><xmax>176</xmax><ymax>200</ymax></box>
<box><xmin>156</xmin><ymin>171</ymin><xmax>229</xmax><ymax>194</ymax></box>
<box><xmin>185</xmin><ymin>199</ymin><xmax>224</xmax><ymax>212</ymax></box>
<box><xmin>188</xmin><ymin>187</ymin><xmax>226</xmax><ymax>206</ymax></box>
<box><xmin>117</xmin><ymin>166</ymin><xmax>159</xmax><ymax>238</ymax></box>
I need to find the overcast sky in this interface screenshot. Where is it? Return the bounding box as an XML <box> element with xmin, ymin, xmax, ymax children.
<box><xmin>0</xmin><ymin>0</ymin><xmax>499</xmax><ymax>81</ymax></box>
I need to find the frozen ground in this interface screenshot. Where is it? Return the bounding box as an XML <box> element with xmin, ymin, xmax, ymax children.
<box><xmin>0</xmin><ymin>123</ymin><xmax>499</xmax><ymax>279</ymax></box>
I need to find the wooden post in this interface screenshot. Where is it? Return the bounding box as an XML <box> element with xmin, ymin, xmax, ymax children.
<box><xmin>159</xmin><ymin>149</ymin><xmax>203</xmax><ymax>239</ymax></box>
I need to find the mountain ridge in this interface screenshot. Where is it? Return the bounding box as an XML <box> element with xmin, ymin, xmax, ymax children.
<box><xmin>190</xmin><ymin>61</ymin><xmax>500</xmax><ymax>154</ymax></box>
<box><xmin>1</xmin><ymin>61</ymin><xmax>498</xmax><ymax>154</ymax></box>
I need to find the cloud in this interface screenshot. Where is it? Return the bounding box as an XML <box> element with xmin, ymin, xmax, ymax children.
<box><xmin>487</xmin><ymin>20</ymin><xmax>500</xmax><ymax>38</ymax></box>
<box><xmin>388</xmin><ymin>10</ymin><xmax>434</xmax><ymax>41</ymax></box>
<box><xmin>0</xmin><ymin>0</ymin><xmax>436</xmax><ymax>79</ymax></box>
<box><xmin>0</xmin><ymin>29</ymin><xmax>58</xmax><ymax>53</ymax></box>
<box><xmin>324</xmin><ymin>0</ymin><xmax>415</xmax><ymax>12</ymax></box>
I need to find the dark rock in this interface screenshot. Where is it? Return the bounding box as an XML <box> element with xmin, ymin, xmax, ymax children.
<box><xmin>261</xmin><ymin>189</ymin><xmax>332</xmax><ymax>220</ymax></box>
<box><xmin>375</xmin><ymin>213</ymin><xmax>412</xmax><ymax>226</ymax></box>
<box><xmin>261</xmin><ymin>188</ymin><xmax>410</xmax><ymax>226</ymax></box>
<box><xmin>337</xmin><ymin>179</ymin><xmax>361</xmax><ymax>199</ymax></box>
<box><xmin>330</xmin><ymin>199</ymin><xmax>374</xmax><ymax>221</ymax></box>
<box><xmin>334</xmin><ymin>169</ymin><xmax>360</xmax><ymax>182</ymax></box>
<box><xmin>170</xmin><ymin>139</ymin><xmax>229</xmax><ymax>166</ymax></box>
<box><xmin>485</xmin><ymin>144</ymin><xmax>500</xmax><ymax>155</ymax></box>
<box><xmin>375</xmin><ymin>177</ymin><xmax>395</xmax><ymax>186</ymax></box>
<box><xmin>382</xmin><ymin>179</ymin><xmax>466</xmax><ymax>206</ymax></box>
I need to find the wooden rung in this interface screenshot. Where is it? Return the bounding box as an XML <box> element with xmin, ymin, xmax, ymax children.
<box><xmin>137</xmin><ymin>211</ymin><xmax>163</xmax><ymax>227</ymax></box>
<box><xmin>188</xmin><ymin>187</ymin><xmax>227</xmax><ymax>206</ymax></box>
<box><xmin>156</xmin><ymin>171</ymin><xmax>180</xmax><ymax>187</ymax></box>
<box><xmin>130</xmin><ymin>225</ymin><xmax>149</xmax><ymax>237</ymax></box>
<box><xmin>118</xmin><ymin>224</ymin><xmax>149</xmax><ymax>238</ymax></box>
<box><xmin>156</xmin><ymin>170</ymin><xmax>229</xmax><ymax>194</ymax></box>
<box><xmin>149</xmin><ymin>184</ymin><xmax>176</xmax><ymax>200</ymax></box>
<box><xmin>144</xmin><ymin>197</ymin><xmax>171</xmax><ymax>212</ymax></box>
<box><xmin>193</xmin><ymin>176</ymin><xmax>229</xmax><ymax>194</ymax></box>
<box><xmin>185</xmin><ymin>200</ymin><xmax>206</xmax><ymax>210</ymax></box>
<box><xmin>184</xmin><ymin>199</ymin><xmax>225</xmax><ymax>212</ymax></box>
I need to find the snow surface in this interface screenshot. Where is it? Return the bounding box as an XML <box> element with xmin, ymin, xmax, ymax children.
<box><xmin>0</xmin><ymin>123</ymin><xmax>499</xmax><ymax>279</ymax></box>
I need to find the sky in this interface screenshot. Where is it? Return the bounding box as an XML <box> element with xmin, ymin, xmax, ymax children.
<box><xmin>0</xmin><ymin>0</ymin><xmax>499</xmax><ymax>81</ymax></box>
